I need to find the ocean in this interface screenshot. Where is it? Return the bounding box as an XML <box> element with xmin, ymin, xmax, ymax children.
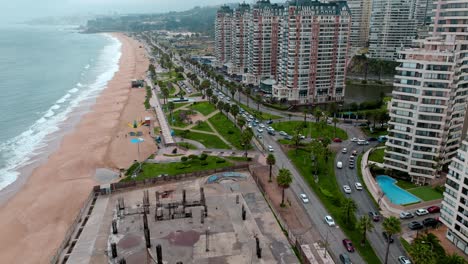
<box><xmin>0</xmin><ymin>24</ymin><xmax>122</xmax><ymax>191</ymax></box>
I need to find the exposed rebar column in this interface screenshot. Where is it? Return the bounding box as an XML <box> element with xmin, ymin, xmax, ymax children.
<box><xmin>155</xmin><ymin>191</ymin><xmax>160</xmax><ymax>207</ymax></box>
<box><xmin>236</xmin><ymin>194</ymin><xmax>239</xmax><ymax>204</ymax></box>
<box><xmin>112</xmin><ymin>220</ymin><xmax>118</xmax><ymax>234</ymax></box>
<box><xmin>111</xmin><ymin>243</ymin><xmax>117</xmax><ymax>258</ymax></box>
<box><xmin>200</xmin><ymin>187</ymin><xmax>205</xmax><ymax>205</ymax></box>
<box><xmin>144</xmin><ymin>228</ymin><xmax>151</xmax><ymax>248</ymax></box>
<box><xmin>176</xmin><ymin>262</ymin><xmax>183</xmax><ymax>264</ymax></box>
<box><xmin>201</xmin><ymin>209</ymin><xmax>204</xmax><ymax>224</ymax></box>
<box><xmin>156</xmin><ymin>244</ymin><xmax>163</xmax><ymax>264</ymax></box>
<box><xmin>204</xmin><ymin>204</ymin><xmax>208</xmax><ymax>217</ymax></box>
<box><xmin>182</xmin><ymin>189</ymin><xmax>186</xmax><ymax>207</ymax></box>
<box><xmin>256</xmin><ymin>237</ymin><xmax>262</xmax><ymax>259</ymax></box>
<box><xmin>205</xmin><ymin>229</ymin><xmax>209</xmax><ymax>252</ymax></box>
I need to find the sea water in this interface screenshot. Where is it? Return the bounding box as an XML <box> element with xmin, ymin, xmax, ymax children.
<box><xmin>0</xmin><ymin>24</ymin><xmax>122</xmax><ymax>190</ymax></box>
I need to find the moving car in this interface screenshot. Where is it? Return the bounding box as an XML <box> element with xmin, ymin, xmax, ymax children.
<box><xmin>349</xmin><ymin>163</ymin><xmax>355</xmax><ymax>169</ymax></box>
<box><xmin>337</xmin><ymin>161</ymin><xmax>343</xmax><ymax>169</ymax></box>
<box><xmin>257</xmin><ymin>128</ymin><xmax>263</xmax><ymax>133</ymax></box>
<box><xmin>357</xmin><ymin>140</ymin><xmax>369</xmax><ymax>145</ymax></box>
<box><xmin>339</xmin><ymin>253</ymin><xmax>352</xmax><ymax>264</ymax></box>
<box><xmin>352</xmin><ymin>150</ymin><xmax>358</xmax><ymax>156</ymax></box>
<box><xmin>300</xmin><ymin>193</ymin><xmax>309</xmax><ymax>203</ymax></box>
<box><xmin>422</xmin><ymin>218</ymin><xmax>439</xmax><ymax>228</ymax></box>
<box><xmin>369</xmin><ymin>211</ymin><xmax>381</xmax><ymax>222</ymax></box>
<box><xmin>408</xmin><ymin>221</ymin><xmax>424</xmax><ymax>230</ymax></box>
<box><xmin>342</xmin><ymin>239</ymin><xmax>355</xmax><ymax>252</ymax></box>
<box><xmin>415</xmin><ymin>208</ymin><xmax>429</xmax><ymax>216</ymax></box>
<box><xmin>324</xmin><ymin>215</ymin><xmax>336</xmax><ymax>226</ymax></box>
<box><xmin>342</xmin><ymin>148</ymin><xmax>348</xmax><ymax>153</ymax></box>
<box><xmin>268</xmin><ymin>145</ymin><xmax>274</xmax><ymax>152</ymax></box>
<box><xmin>266</xmin><ymin>120</ymin><xmax>273</xmax><ymax>124</ymax></box>
<box><xmin>382</xmin><ymin>231</ymin><xmax>394</xmax><ymax>243</ymax></box>
<box><xmin>398</xmin><ymin>256</ymin><xmax>412</xmax><ymax>264</ymax></box>
<box><xmin>355</xmin><ymin>182</ymin><xmax>363</xmax><ymax>190</ymax></box>
<box><xmin>267</xmin><ymin>130</ymin><xmax>276</xmax><ymax>136</ymax></box>
<box><xmin>399</xmin><ymin>211</ymin><xmax>414</xmax><ymax>219</ymax></box>
<box><xmin>351</xmin><ymin>137</ymin><xmax>358</xmax><ymax>142</ymax></box>
<box><xmin>427</xmin><ymin>205</ymin><xmax>440</xmax><ymax>214</ymax></box>
<box><xmin>343</xmin><ymin>185</ymin><xmax>352</xmax><ymax>194</ymax></box>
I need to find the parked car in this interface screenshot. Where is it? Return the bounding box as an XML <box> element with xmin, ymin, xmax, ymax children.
<box><xmin>285</xmin><ymin>135</ymin><xmax>293</xmax><ymax>140</ymax></box>
<box><xmin>382</xmin><ymin>231</ymin><xmax>394</xmax><ymax>243</ymax></box>
<box><xmin>266</xmin><ymin>120</ymin><xmax>273</xmax><ymax>124</ymax></box>
<box><xmin>369</xmin><ymin>211</ymin><xmax>381</xmax><ymax>222</ymax></box>
<box><xmin>279</xmin><ymin>131</ymin><xmax>287</xmax><ymax>136</ymax></box>
<box><xmin>352</xmin><ymin>150</ymin><xmax>358</xmax><ymax>156</ymax></box>
<box><xmin>368</xmin><ymin>137</ymin><xmax>378</xmax><ymax>142</ymax></box>
<box><xmin>349</xmin><ymin>163</ymin><xmax>355</xmax><ymax>169</ymax></box>
<box><xmin>268</xmin><ymin>145</ymin><xmax>274</xmax><ymax>152</ymax></box>
<box><xmin>357</xmin><ymin>140</ymin><xmax>369</xmax><ymax>145</ymax></box>
<box><xmin>300</xmin><ymin>193</ymin><xmax>309</xmax><ymax>203</ymax></box>
<box><xmin>398</xmin><ymin>256</ymin><xmax>412</xmax><ymax>264</ymax></box>
<box><xmin>351</xmin><ymin>137</ymin><xmax>358</xmax><ymax>142</ymax></box>
<box><xmin>342</xmin><ymin>239</ymin><xmax>355</xmax><ymax>252</ymax></box>
<box><xmin>333</xmin><ymin>138</ymin><xmax>343</xmax><ymax>143</ymax></box>
<box><xmin>339</xmin><ymin>253</ymin><xmax>352</xmax><ymax>264</ymax></box>
<box><xmin>415</xmin><ymin>208</ymin><xmax>429</xmax><ymax>216</ymax></box>
<box><xmin>427</xmin><ymin>206</ymin><xmax>440</xmax><ymax>214</ymax></box>
<box><xmin>324</xmin><ymin>215</ymin><xmax>336</xmax><ymax>226</ymax></box>
<box><xmin>343</xmin><ymin>185</ymin><xmax>352</xmax><ymax>194</ymax></box>
<box><xmin>408</xmin><ymin>221</ymin><xmax>424</xmax><ymax>230</ymax></box>
<box><xmin>259</xmin><ymin>123</ymin><xmax>265</xmax><ymax>128</ymax></box>
<box><xmin>342</xmin><ymin>148</ymin><xmax>348</xmax><ymax>153</ymax></box>
<box><xmin>422</xmin><ymin>218</ymin><xmax>439</xmax><ymax>228</ymax></box>
<box><xmin>257</xmin><ymin>128</ymin><xmax>264</xmax><ymax>133</ymax></box>
<box><xmin>355</xmin><ymin>182</ymin><xmax>363</xmax><ymax>190</ymax></box>
<box><xmin>337</xmin><ymin>161</ymin><xmax>343</xmax><ymax>169</ymax></box>
<box><xmin>399</xmin><ymin>211</ymin><xmax>414</xmax><ymax>219</ymax></box>
<box><xmin>267</xmin><ymin>130</ymin><xmax>276</xmax><ymax>136</ymax></box>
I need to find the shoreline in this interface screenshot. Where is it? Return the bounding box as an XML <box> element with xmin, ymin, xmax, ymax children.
<box><xmin>0</xmin><ymin>33</ymin><xmax>156</xmax><ymax>262</ymax></box>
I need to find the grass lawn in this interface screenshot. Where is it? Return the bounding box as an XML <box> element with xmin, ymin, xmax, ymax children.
<box><xmin>395</xmin><ymin>180</ymin><xmax>418</xmax><ymax>190</ymax></box>
<box><xmin>173</xmin><ymin>129</ymin><xmax>229</xmax><ymax>149</ymax></box>
<box><xmin>168</xmin><ymin>110</ymin><xmax>192</xmax><ymax>128</ymax></box>
<box><xmin>189</xmin><ymin>92</ymin><xmax>202</xmax><ymax>97</ymax></box>
<box><xmin>177</xmin><ymin>142</ymin><xmax>198</xmax><ymax>150</ymax></box>
<box><xmin>173</xmin><ymin>102</ymin><xmax>191</xmax><ymax>110</ymax></box>
<box><xmin>209</xmin><ymin>113</ymin><xmax>248</xmax><ymax>150</ymax></box>
<box><xmin>226</xmin><ymin>156</ymin><xmax>251</xmax><ymax>162</ymax></box>
<box><xmin>289</xmin><ymin>148</ymin><xmax>380</xmax><ymax>263</ymax></box>
<box><xmin>193</xmin><ymin>121</ymin><xmax>213</xmax><ymax>133</ymax></box>
<box><xmin>362</xmin><ymin>126</ymin><xmax>388</xmax><ymax>137</ymax></box>
<box><xmin>127</xmin><ymin>156</ymin><xmax>233</xmax><ymax>181</ymax></box>
<box><xmin>191</xmin><ymin>102</ymin><xmax>217</xmax><ymax>116</ymax></box>
<box><xmin>271</xmin><ymin>121</ymin><xmax>348</xmax><ymax>140</ymax></box>
<box><xmin>408</xmin><ymin>186</ymin><xmax>444</xmax><ymax>201</ymax></box>
<box><xmin>239</xmin><ymin>103</ymin><xmax>282</xmax><ymax>120</ymax></box>
<box><xmin>368</xmin><ymin>148</ymin><xmax>385</xmax><ymax>163</ymax></box>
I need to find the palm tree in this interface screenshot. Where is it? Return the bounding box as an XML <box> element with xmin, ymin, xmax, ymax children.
<box><xmin>161</xmin><ymin>87</ymin><xmax>169</xmax><ymax>105</ymax></box>
<box><xmin>314</xmin><ymin>108</ymin><xmax>322</xmax><ymax>123</ymax></box>
<box><xmin>277</xmin><ymin>168</ymin><xmax>293</xmax><ymax>206</ymax></box>
<box><xmin>383</xmin><ymin>216</ymin><xmax>402</xmax><ymax>264</ymax></box>
<box><xmin>255</xmin><ymin>94</ymin><xmax>262</xmax><ymax>111</ymax></box>
<box><xmin>266</xmin><ymin>154</ymin><xmax>276</xmax><ymax>182</ymax></box>
<box><xmin>408</xmin><ymin>243</ymin><xmax>437</xmax><ymax>264</ymax></box>
<box><xmin>168</xmin><ymin>102</ymin><xmax>175</xmax><ymax>123</ymax></box>
<box><xmin>356</xmin><ymin>215</ymin><xmax>375</xmax><ymax>245</ymax></box>
<box><xmin>332</xmin><ymin>117</ymin><xmax>339</xmax><ymax>137</ymax></box>
<box><xmin>442</xmin><ymin>253</ymin><xmax>466</xmax><ymax>264</ymax></box>
<box><xmin>341</xmin><ymin>198</ymin><xmax>357</xmax><ymax>226</ymax></box>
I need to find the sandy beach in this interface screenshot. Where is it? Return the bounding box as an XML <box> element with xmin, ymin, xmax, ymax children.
<box><xmin>0</xmin><ymin>33</ymin><xmax>156</xmax><ymax>262</ymax></box>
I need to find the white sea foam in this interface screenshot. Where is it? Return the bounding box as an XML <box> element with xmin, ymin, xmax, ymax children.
<box><xmin>77</xmin><ymin>82</ymin><xmax>83</xmax><ymax>87</ymax></box>
<box><xmin>84</xmin><ymin>64</ymin><xmax>90</xmax><ymax>69</ymax></box>
<box><xmin>0</xmin><ymin>34</ymin><xmax>122</xmax><ymax>190</ymax></box>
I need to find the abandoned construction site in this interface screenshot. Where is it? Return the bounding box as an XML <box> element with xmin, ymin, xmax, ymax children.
<box><xmin>56</xmin><ymin>170</ymin><xmax>299</xmax><ymax>264</ymax></box>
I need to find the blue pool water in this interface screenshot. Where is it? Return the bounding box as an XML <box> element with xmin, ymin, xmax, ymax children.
<box><xmin>375</xmin><ymin>175</ymin><xmax>421</xmax><ymax>205</ymax></box>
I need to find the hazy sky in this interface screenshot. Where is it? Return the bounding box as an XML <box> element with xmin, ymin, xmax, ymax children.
<box><xmin>1</xmin><ymin>0</ymin><xmax>260</xmax><ymax>23</ymax></box>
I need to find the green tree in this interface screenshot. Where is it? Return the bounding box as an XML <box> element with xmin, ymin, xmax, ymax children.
<box><xmin>168</xmin><ymin>102</ymin><xmax>175</xmax><ymax>122</ymax></box>
<box><xmin>356</xmin><ymin>215</ymin><xmax>375</xmax><ymax>245</ymax></box>
<box><xmin>255</xmin><ymin>94</ymin><xmax>262</xmax><ymax>111</ymax></box>
<box><xmin>341</xmin><ymin>198</ymin><xmax>357</xmax><ymax>226</ymax></box>
<box><xmin>383</xmin><ymin>216</ymin><xmax>402</xmax><ymax>264</ymax></box>
<box><xmin>240</xmin><ymin>128</ymin><xmax>253</xmax><ymax>157</ymax></box>
<box><xmin>223</xmin><ymin>103</ymin><xmax>231</xmax><ymax>114</ymax></box>
<box><xmin>314</xmin><ymin>108</ymin><xmax>322</xmax><ymax>123</ymax></box>
<box><xmin>277</xmin><ymin>168</ymin><xmax>293</xmax><ymax>206</ymax></box>
<box><xmin>206</xmin><ymin>88</ymin><xmax>213</xmax><ymax>99</ymax></box>
<box><xmin>161</xmin><ymin>87</ymin><xmax>169</xmax><ymax>105</ymax></box>
<box><xmin>230</xmin><ymin>104</ymin><xmax>239</xmax><ymax>120</ymax></box>
<box><xmin>291</xmin><ymin>125</ymin><xmax>303</xmax><ymax>153</ymax></box>
<box><xmin>332</xmin><ymin>117</ymin><xmax>339</xmax><ymax>138</ymax></box>
<box><xmin>442</xmin><ymin>253</ymin><xmax>466</xmax><ymax>264</ymax></box>
<box><xmin>211</xmin><ymin>96</ymin><xmax>218</xmax><ymax>105</ymax></box>
<box><xmin>409</xmin><ymin>243</ymin><xmax>437</xmax><ymax>264</ymax></box>
<box><xmin>266</xmin><ymin>154</ymin><xmax>276</xmax><ymax>182</ymax></box>
<box><xmin>237</xmin><ymin>118</ymin><xmax>246</xmax><ymax>129</ymax></box>
<box><xmin>217</xmin><ymin>101</ymin><xmax>225</xmax><ymax>111</ymax></box>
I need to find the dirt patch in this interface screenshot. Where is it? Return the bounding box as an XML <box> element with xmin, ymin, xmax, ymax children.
<box><xmin>118</xmin><ymin>233</ymin><xmax>142</xmax><ymax>249</ymax></box>
<box><xmin>163</xmin><ymin>230</ymin><xmax>200</xmax><ymax>247</ymax></box>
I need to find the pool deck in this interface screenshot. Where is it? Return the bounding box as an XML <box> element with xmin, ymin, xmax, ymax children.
<box><xmin>361</xmin><ymin>149</ymin><xmax>442</xmax><ymax>218</ymax></box>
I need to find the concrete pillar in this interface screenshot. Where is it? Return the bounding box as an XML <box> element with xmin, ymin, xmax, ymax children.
<box><xmin>111</xmin><ymin>243</ymin><xmax>117</xmax><ymax>258</ymax></box>
<box><xmin>156</xmin><ymin>244</ymin><xmax>163</xmax><ymax>264</ymax></box>
<box><xmin>112</xmin><ymin>220</ymin><xmax>118</xmax><ymax>234</ymax></box>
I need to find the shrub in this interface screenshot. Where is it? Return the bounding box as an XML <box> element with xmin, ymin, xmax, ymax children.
<box><xmin>216</xmin><ymin>158</ymin><xmax>226</xmax><ymax>163</ymax></box>
<box><xmin>200</xmin><ymin>161</ymin><xmax>208</xmax><ymax>166</ymax></box>
<box><xmin>188</xmin><ymin>154</ymin><xmax>198</xmax><ymax>160</ymax></box>
<box><xmin>361</xmin><ymin>80</ymin><xmax>368</xmax><ymax>84</ymax></box>
<box><xmin>227</xmin><ymin>130</ymin><xmax>234</xmax><ymax>134</ymax></box>
<box><xmin>181</xmin><ymin>156</ymin><xmax>188</xmax><ymax>162</ymax></box>
<box><xmin>199</xmin><ymin>153</ymin><xmax>208</xmax><ymax>160</ymax></box>
<box><xmin>172</xmin><ymin>148</ymin><xmax>178</xmax><ymax>154</ymax></box>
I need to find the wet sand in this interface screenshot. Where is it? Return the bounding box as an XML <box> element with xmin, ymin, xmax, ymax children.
<box><xmin>0</xmin><ymin>33</ymin><xmax>156</xmax><ymax>262</ymax></box>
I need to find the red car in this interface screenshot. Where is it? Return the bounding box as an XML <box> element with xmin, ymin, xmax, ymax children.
<box><xmin>342</xmin><ymin>239</ymin><xmax>355</xmax><ymax>252</ymax></box>
<box><xmin>427</xmin><ymin>206</ymin><xmax>440</xmax><ymax>213</ymax></box>
<box><xmin>333</xmin><ymin>138</ymin><xmax>343</xmax><ymax>143</ymax></box>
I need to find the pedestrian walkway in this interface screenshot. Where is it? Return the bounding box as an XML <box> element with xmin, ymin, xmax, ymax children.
<box><xmin>148</xmin><ymin>77</ymin><xmax>175</xmax><ymax>146</ymax></box>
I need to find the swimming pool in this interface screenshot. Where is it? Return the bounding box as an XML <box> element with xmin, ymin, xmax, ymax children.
<box><xmin>375</xmin><ymin>175</ymin><xmax>421</xmax><ymax>205</ymax></box>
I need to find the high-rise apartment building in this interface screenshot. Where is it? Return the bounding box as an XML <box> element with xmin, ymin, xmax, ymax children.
<box><xmin>214</xmin><ymin>5</ymin><xmax>233</xmax><ymax>66</ymax></box>
<box><xmin>347</xmin><ymin>0</ymin><xmax>372</xmax><ymax>49</ymax></box>
<box><xmin>272</xmin><ymin>0</ymin><xmax>351</xmax><ymax>103</ymax></box>
<box><xmin>440</xmin><ymin>139</ymin><xmax>468</xmax><ymax>255</ymax></box>
<box><xmin>368</xmin><ymin>0</ymin><xmax>417</xmax><ymax>60</ymax></box>
<box><xmin>384</xmin><ymin>0</ymin><xmax>468</xmax><ymax>184</ymax></box>
<box><xmin>214</xmin><ymin>0</ymin><xmax>351</xmax><ymax>104</ymax></box>
<box><xmin>231</xmin><ymin>3</ymin><xmax>250</xmax><ymax>75</ymax></box>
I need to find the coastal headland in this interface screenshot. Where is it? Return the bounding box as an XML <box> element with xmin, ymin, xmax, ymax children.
<box><xmin>0</xmin><ymin>33</ymin><xmax>156</xmax><ymax>262</ymax></box>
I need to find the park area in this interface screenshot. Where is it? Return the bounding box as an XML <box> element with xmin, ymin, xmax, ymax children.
<box><xmin>271</xmin><ymin>121</ymin><xmax>347</xmax><ymax>140</ymax></box>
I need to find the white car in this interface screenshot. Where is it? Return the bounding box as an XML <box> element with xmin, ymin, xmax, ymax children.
<box><xmin>279</xmin><ymin>131</ymin><xmax>287</xmax><ymax>136</ymax></box>
<box><xmin>337</xmin><ymin>161</ymin><xmax>343</xmax><ymax>169</ymax></box>
<box><xmin>357</xmin><ymin>140</ymin><xmax>369</xmax><ymax>145</ymax></box>
<box><xmin>351</xmin><ymin>137</ymin><xmax>358</xmax><ymax>142</ymax></box>
<box><xmin>415</xmin><ymin>208</ymin><xmax>429</xmax><ymax>216</ymax></box>
<box><xmin>247</xmin><ymin>124</ymin><xmax>252</xmax><ymax>128</ymax></box>
<box><xmin>257</xmin><ymin>128</ymin><xmax>264</xmax><ymax>133</ymax></box>
<box><xmin>342</xmin><ymin>148</ymin><xmax>348</xmax><ymax>153</ymax></box>
<box><xmin>355</xmin><ymin>182</ymin><xmax>363</xmax><ymax>190</ymax></box>
<box><xmin>259</xmin><ymin>123</ymin><xmax>265</xmax><ymax>128</ymax></box>
<box><xmin>398</xmin><ymin>256</ymin><xmax>412</xmax><ymax>264</ymax></box>
<box><xmin>268</xmin><ymin>145</ymin><xmax>274</xmax><ymax>152</ymax></box>
<box><xmin>343</xmin><ymin>185</ymin><xmax>352</xmax><ymax>194</ymax></box>
<box><xmin>324</xmin><ymin>215</ymin><xmax>336</xmax><ymax>226</ymax></box>
<box><xmin>300</xmin><ymin>193</ymin><xmax>309</xmax><ymax>203</ymax></box>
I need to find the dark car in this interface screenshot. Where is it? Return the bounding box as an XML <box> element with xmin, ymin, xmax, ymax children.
<box><xmin>408</xmin><ymin>221</ymin><xmax>424</xmax><ymax>230</ymax></box>
<box><xmin>342</xmin><ymin>239</ymin><xmax>355</xmax><ymax>252</ymax></box>
<box><xmin>427</xmin><ymin>206</ymin><xmax>440</xmax><ymax>214</ymax></box>
<box><xmin>423</xmin><ymin>218</ymin><xmax>439</xmax><ymax>228</ymax></box>
<box><xmin>266</xmin><ymin>120</ymin><xmax>273</xmax><ymax>124</ymax></box>
<box><xmin>333</xmin><ymin>138</ymin><xmax>343</xmax><ymax>143</ymax></box>
<box><xmin>368</xmin><ymin>137</ymin><xmax>378</xmax><ymax>141</ymax></box>
<box><xmin>340</xmin><ymin>253</ymin><xmax>352</xmax><ymax>264</ymax></box>
<box><xmin>369</xmin><ymin>211</ymin><xmax>381</xmax><ymax>222</ymax></box>
<box><xmin>382</xmin><ymin>231</ymin><xmax>394</xmax><ymax>243</ymax></box>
